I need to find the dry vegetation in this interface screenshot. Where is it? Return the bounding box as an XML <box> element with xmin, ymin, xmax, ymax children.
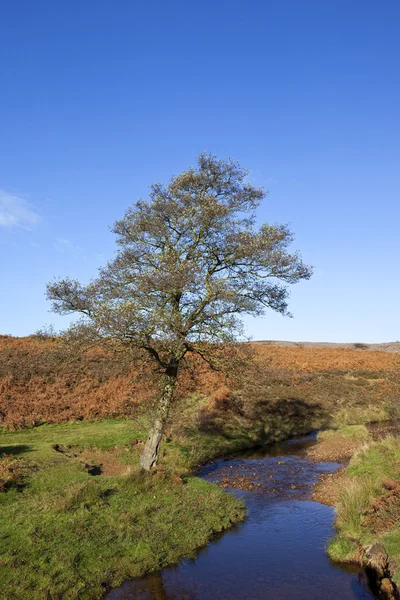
<box><xmin>0</xmin><ymin>453</ymin><xmax>25</xmax><ymax>492</ymax></box>
<box><xmin>363</xmin><ymin>480</ymin><xmax>400</xmax><ymax>534</ymax></box>
<box><xmin>0</xmin><ymin>335</ymin><xmax>399</xmax><ymax>434</ymax></box>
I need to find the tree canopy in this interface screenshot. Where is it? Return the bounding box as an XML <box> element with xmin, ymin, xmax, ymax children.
<box><xmin>48</xmin><ymin>154</ymin><xmax>311</xmax><ymax>359</ymax></box>
<box><xmin>47</xmin><ymin>153</ymin><xmax>312</xmax><ymax>468</ymax></box>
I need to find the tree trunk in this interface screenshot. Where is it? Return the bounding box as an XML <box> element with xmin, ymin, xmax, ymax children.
<box><xmin>140</xmin><ymin>364</ymin><xmax>178</xmax><ymax>470</ymax></box>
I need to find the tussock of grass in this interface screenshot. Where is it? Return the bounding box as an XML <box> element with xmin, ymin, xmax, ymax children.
<box><xmin>335</xmin><ymin>477</ymin><xmax>383</xmax><ymax>538</ymax></box>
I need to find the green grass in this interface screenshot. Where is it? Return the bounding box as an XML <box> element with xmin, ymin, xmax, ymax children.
<box><xmin>319</xmin><ymin>424</ymin><xmax>371</xmax><ymax>442</ymax></box>
<box><xmin>382</xmin><ymin>526</ymin><xmax>400</xmax><ymax>573</ymax></box>
<box><xmin>328</xmin><ymin>536</ymin><xmax>359</xmax><ymax>562</ymax></box>
<box><xmin>2</xmin><ymin>412</ymin><xmax>396</xmax><ymax>597</ymax></box>
<box><xmin>0</xmin><ymin>420</ymin><xmax>246</xmax><ymax>599</ymax></box>
<box><xmin>347</xmin><ymin>436</ymin><xmax>400</xmax><ymax>479</ymax></box>
<box><xmin>327</xmin><ymin>436</ymin><xmax>400</xmax><ymax>578</ymax></box>
<box><xmin>334</xmin><ymin>477</ymin><xmax>383</xmax><ymax>539</ymax></box>
<box><xmin>0</xmin><ymin>418</ymin><xmax>147</xmax><ymax>453</ymax></box>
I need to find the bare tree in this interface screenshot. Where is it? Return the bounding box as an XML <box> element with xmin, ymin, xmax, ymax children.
<box><xmin>46</xmin><ymin>153</ymin><xmax>312</xmax><ymax>470</ymax></box>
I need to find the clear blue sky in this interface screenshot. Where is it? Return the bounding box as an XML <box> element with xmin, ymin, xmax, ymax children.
<box><xmin>1</xmin><ymin>1</ymin><xmax>399</xmax><ymax>342</ymax></box>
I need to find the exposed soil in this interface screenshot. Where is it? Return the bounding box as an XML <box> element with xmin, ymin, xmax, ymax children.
<box><xmin>306</xmin><ymin>436</ymin><xmax>365</xmax><ymax>463</ymax></box>
<box><xmin>0</xmin><ymin>454</ymin><xmax>26</xmax><ymax>492</ymax></box>
<box><xmin>363</xmin><ymin>544</ymin><xmax>399</xmax><ymax>600</ymax></box>
<box><xmin>80</xmin><ymin>448</ymin><xmax>129</xmax><ymax>476</ymax></box>
<box><xmin>52</xmin><ymin>444</ymin><xmax>129</xmax><ymax>477</ymax></box>
<box><xmin>312</xmin><ymin>467</ymin><xmax>351</xmax><ymax>506</ymax></box>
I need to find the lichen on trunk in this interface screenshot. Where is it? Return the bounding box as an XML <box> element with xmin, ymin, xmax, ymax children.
<box><xmin>140</xmin><ymin>366</ymin><xmax>178</xmax><ymax>470</ymax></box>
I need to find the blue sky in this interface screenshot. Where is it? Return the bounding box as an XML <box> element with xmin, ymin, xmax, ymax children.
<box><xmin>1</xmin><ymin>1</ymin><xmax>399</xmax><ymax>342</ymax></box>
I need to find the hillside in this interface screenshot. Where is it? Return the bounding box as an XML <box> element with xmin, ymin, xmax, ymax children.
<box><xmin>0</xmin><ymin>335</ymin><xmax>398</xmax><ymax>434</ymax></box>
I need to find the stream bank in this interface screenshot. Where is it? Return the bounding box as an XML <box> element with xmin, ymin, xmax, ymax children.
<box><xmin>105</xmin><ymin>433</ymin><xmax>375</xmax><ymax>600</ymax></box>
<box><xmin>310</xmin><ymin>426</ymin><xmax>400</xmax><ymax>600</ymax></box>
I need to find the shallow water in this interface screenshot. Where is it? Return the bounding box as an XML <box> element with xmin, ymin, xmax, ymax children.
<box><xmin>105</xmin><ymin>433</ymin><xmax>374</xmax><ymax>600</ymax></box>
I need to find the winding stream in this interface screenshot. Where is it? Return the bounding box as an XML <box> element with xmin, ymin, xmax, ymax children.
<box><xmin>105</xmin><ymin>433</ymin><xmax>374</xmax><ymax>600</ymax></box>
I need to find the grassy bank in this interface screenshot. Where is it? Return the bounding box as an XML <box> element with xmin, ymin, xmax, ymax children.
<box><xmin>327</xmin><ymin>435</ymin><xmax>400</xmax><ymax>582</ymax></box>
<box><xmin>0</xmin><ymin>420</ymin><xmax>246</xmax><ymax>600</ymax></box>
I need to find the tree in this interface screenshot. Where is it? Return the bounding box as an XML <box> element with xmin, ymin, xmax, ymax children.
<box><xmin>46</xmin><ymin>153</ymin><xmax>312</xmax><ymax>470</ymax></box>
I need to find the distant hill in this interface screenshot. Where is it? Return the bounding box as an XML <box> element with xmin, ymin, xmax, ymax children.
<box><xmin>251</xmin><ymin>340</ymin><xmax>400</xmax><ymax>353</ymax></box>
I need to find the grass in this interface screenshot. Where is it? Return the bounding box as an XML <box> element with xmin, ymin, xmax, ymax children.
<box><xmin>0</xmin><ymin>418</ymin><xmax>147</xmax><ymax>451</ymax></box>
<box><xmin>0</xmin><ymin>420</ymin><xmax>246</xmax><ymax>600</ymax></box>
<box><xmin>347</xmin><ymin>436</ymin><xmax>400</xmax><ymax>479</ymax></box>
<box><xmin>334</xmin><ymin>477</ymin><xmax>383</xmax><ymax>539</ymax></box>
<box><xmin>331</xmin><ymin>405</ymin><xmax>390</xmax><ymax>427</ymax></box>
<box><xmin>318</xmin><ymin>424</ymin><xmax>371</xmax><ymax>442</ymax></box>
<box><xmin>328</xmin><ymin>536</ymin><xmax>359</xmax><ymax>562</ymax></box>
<box><xmin>327</xmin><ymin>436</ymin><xmax>400</xmax><ymax>580</ymax></box>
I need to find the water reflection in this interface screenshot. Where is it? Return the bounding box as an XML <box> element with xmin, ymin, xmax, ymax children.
<box><xmin>106</xmin><ymin>573</ymin><xmax>196</xmax><ymax>600</ymax></box>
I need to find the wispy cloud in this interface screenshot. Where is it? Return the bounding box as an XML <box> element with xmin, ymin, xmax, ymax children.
<box><xmin>54</xmin><ymin>238</ymin><xmax>83</xmax><ymax>257</ymax></box>
<box><xmin>0</xmin><ymin>190</ymin><xmax>40</xmax><ymax>228</ymax></box>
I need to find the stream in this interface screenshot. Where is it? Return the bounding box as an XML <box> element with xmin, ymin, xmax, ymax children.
<box><xmin>105</xmin><ymin>433</ymin><xmax>375</xmax><ymax>600</ymax></box>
